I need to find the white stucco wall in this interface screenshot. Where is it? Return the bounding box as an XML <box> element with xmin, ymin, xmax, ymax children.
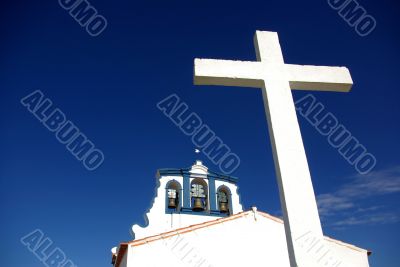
<box><xmin>122</xmin><ymin>211</ymin><xmax>369</xmax><ymax>267</ymax></box>
<box><xmin>120</xmin><ymin>161</ymin><xmax>369</xmax><ymax>267</ymax></box>
<box><xmin>325</xmin><ymin>237</ymin><xmax>371</xmax><ymax>267</ymax></box>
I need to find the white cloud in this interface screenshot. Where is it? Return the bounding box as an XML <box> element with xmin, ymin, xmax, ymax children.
<box><xmin>317</xmin><ymin>194</ymin><xmax>355</xmax><ymax>216</ymax></box>
<box><xmin>332</xmin><ymin>212</ymin><xmax>400</xmax><ymax>226</ymax></box>
<box><xmin>338</xmin><ymin>166</ymin><xmax>400</xmax><ymax>198</ymax></box>
<box><xmin>316</xmin><ymin>166</ymin><xmax>400</xmax><ymax>227</ymax></box>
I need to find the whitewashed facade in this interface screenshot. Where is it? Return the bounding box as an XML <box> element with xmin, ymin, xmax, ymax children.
<box><xmin>111</xmin><ymin>161</ymin><xmax>371</xmax><ymax>267</ymax></box>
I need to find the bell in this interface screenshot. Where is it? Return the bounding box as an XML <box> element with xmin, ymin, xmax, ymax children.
<box><xmin>193</xmin><ymin>197</ymin><xmax>204</xmax><ymax>211</ymax></box>
<box><xmin>219</xmin><ymin>202</ymin><xmax>228</xmax><ymax>213</ymax></box>
<box><xmin>168</xmin><ymin>197</ymin><xmax>176</xmax><ymax>209</ymax></box>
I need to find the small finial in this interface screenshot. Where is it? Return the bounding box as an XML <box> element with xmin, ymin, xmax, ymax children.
<box><xmin>251</xmin><ymin>206</ymin><xmax>258</xmax><ymax>221</ymax></box>
<box><xmin>194</xmin><ymin>149</ymin><xmax>204</xmax><ymax>167</ymax></box>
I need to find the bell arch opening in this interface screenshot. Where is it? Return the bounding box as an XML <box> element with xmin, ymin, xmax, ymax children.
<box><xmin>166</xmin><ymin>180</ymin><xmax>182</xmax><ymax>211</ymax></box>
<box><xmin>217</xmin><ymin>185</ymin><xmax>231</xmax><ymax>215</ymax></box>
<box><xmin>190</xmin><ymin>178</ymin><xmax>208</xmax><ymax>212</ymax></box>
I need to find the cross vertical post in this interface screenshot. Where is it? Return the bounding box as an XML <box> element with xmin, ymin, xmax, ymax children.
<box><xmin>193</xmin><ymin>31</ymin><xmax>353</xmax><ymax>267</ymax></box>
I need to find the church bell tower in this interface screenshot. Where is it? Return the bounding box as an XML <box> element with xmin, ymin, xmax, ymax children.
<box><xmin>131</xmin><ymin>160</ymin><xmax>243</xmax><ymax>240</ymax></box>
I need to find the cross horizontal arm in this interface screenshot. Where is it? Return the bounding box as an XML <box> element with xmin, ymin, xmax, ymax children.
<box><xmin>286</xmin><ymin>64</ymin><xmax>353</xmax><ymax>92</ymax></box>
<box><xmin>194</xmin><ymin>58</ymin><xmax>264</xmax><ymax>88</ymax></box>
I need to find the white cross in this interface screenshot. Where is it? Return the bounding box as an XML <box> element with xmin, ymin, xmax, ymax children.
<box><xmin>193</xmin><ymin>31</ymin><xmax>352</xmax><ymax>267</ymax></box>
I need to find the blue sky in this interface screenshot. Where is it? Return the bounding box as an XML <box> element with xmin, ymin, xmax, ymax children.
<box><xmin>1</xmin><ymin>0</ymin><xmax>399</xmax><ymax>266</ymax></box>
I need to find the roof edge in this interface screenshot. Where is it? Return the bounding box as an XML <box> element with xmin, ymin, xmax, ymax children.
<box><xmin>114</xmin><ymin>243</ymin><xmax>128</xmax><ymax>267</ymax></box>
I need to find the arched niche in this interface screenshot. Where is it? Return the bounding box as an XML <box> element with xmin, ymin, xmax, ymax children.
<box><xmin>166</xmin><ymin>180</ymin><xmax>182</xmax><ymax>211</ymax></box>
<box><xmin>217</xmin><ymin>185</ymin><xmax>232</xmax><ymax>215</ymax></box>
<box><xmin>190</xmin><ymin>178</ymin><xmax>208</xmax><ymax>211</ymax></box>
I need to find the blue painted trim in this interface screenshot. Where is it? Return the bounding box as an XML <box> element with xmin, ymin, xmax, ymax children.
<box><xmin>208</xmin><ymin>175</ymin><xmax>217</xmax><ymax>210</ymax></box>
<box><xmin>158</xmin><ymin>165</ymin><xmax>239</xmax><ymax>216</ymax></box>
<box><xmin>183</xmin><ymin>172</ymin><xmax>191</xmax><ymax>209</ymax></box>
<box><xmin>179</xmin><ymin>208</ymin><xmax>228</xmax><ymax>217</ymax></box>
<box><xmin>158</xmin><ymin>167</ymin><xmax>239</xmax><ymax>183</ymax></box>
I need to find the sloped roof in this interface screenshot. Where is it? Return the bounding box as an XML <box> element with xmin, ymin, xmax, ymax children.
<box><xmin>113</xmin><ymin>209</ymin><xmax>370</xmax><ymax>267</ymax></box>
